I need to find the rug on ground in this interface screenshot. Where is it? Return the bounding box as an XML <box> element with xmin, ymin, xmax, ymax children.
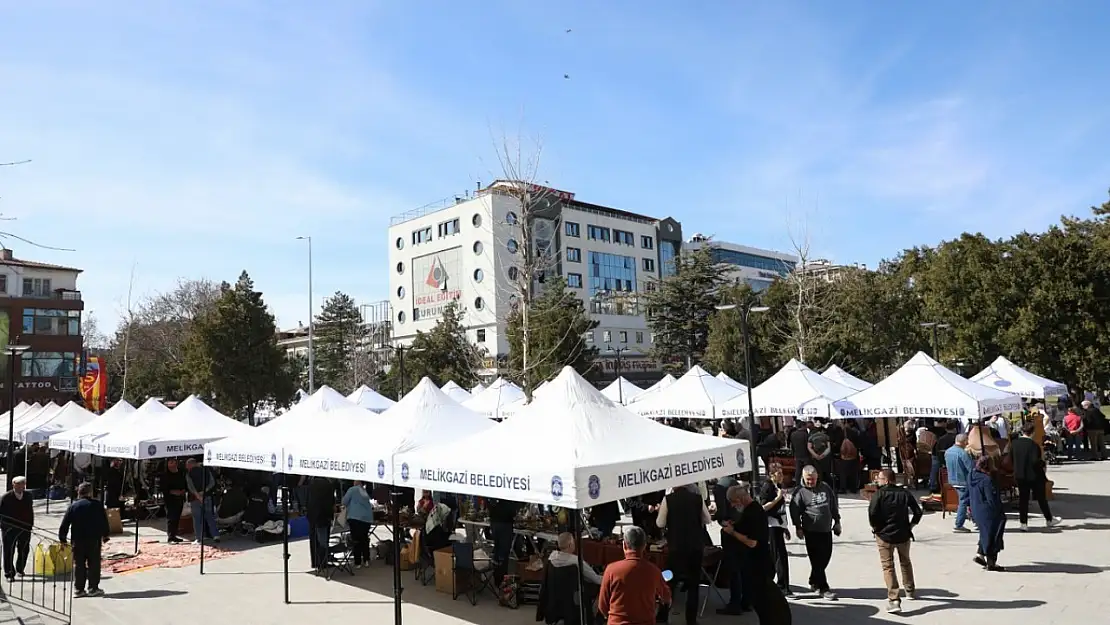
<box><xmin>103</xmin><ymin>539</ymin><xmax>238</xmax><ymax>574</ymax></box>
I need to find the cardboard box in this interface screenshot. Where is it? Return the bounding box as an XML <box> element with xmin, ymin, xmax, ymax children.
<box><xmin>107</xmin><ymin>508</ymin><xmax>124</xmax><ymax>535</ymax></box>
<box><xmin>398</xmin><ymin>545</ymin><xmax>415</xmax><ymax>571</ymax></box>
<box><xmin>433</xmin><ymin>547</ymin><xmax>455</xmax><ymax>594</ymax></box>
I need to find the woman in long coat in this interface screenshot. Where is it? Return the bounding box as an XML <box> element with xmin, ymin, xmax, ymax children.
<box><xmin>968</xmin><ymin>454</ymin><xmax>1006</xmax><ymax>571</ymax></box>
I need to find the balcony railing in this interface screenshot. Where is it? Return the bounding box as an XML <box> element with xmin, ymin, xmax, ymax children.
<box><xmin>10</xmin><ymin>290</ymin><xmax>82</xmax><ymax>301</ymax></box>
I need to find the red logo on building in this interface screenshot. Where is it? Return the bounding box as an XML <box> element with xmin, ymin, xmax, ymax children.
<box><xmin>425</xmin><ymin>257</ymin><xmax>449</xmax><ymax>290</ymax></box>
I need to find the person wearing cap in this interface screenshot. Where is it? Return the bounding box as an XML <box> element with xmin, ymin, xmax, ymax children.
<box><xmin>0</xmin><ymin>476</ymin><xmax>33</xmax><ymax>581</ymax></box>
<box><xmin>1080</xmin><ymin>400</ymin><xmax>1106</xmax><ymax>461</ymax></box>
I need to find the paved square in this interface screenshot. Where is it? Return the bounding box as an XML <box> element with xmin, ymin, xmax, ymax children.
<box><xmin>11</xmin><ymin>461</ymin><xmax>1110</xmax><ymax>624</ymax></box>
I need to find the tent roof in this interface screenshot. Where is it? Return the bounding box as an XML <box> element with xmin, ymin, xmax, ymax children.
<box><xmin>440</xmin><ymin>381</ymin><xmax>472</xmax><ymax>403</ymax></box>
<box><xmin>721</xmin><ymin>359</ymin><xmax>856</xmax><ymax>419</ymax></box>
<box><xmin>396</xmin><ymin>366</ymin><xmax>749</xmax><ymax>508</ymax></box>
<box><xmin>19</xmin><ymin>402</ymin><xmax>97</xmax><ymax>444</ymax></box>
<box><xmin>11</xmin><ymin>401</ymin><xmax>60</xmax><ymax>433</ymax></box>
<box><xmin>11</xmin><ymin>402</ymin><xmax>30</xmax><ymax>419</ymax></box>
<box><xmin>839</xmin><ymin>352</ymin><xmax>1022</xmax><ymax>420</ymax></box>
<box><xmin>600</xmin><ymin>377</ymin><xmax>643</xmax><ymax>405</ymax></box>
<box><xmin>970</xmin><ymin>356</ymin><xmax>1067</xmax><ymax>399</ymax></box>
<box><xmin>286</xmin><ymin>377</ymin><xmax>495</xmax><ymax>482</ymax></box>
<box><xmin>115</xmin><ymin>395</ymin><xmax>252</xmax><ymax>459</ymax></box>
<box><xmin>715</xmin><ymin>372</ymin><xmax>749</xmax><ymax>393</ymax></box>
<box><xmin>204</xmin><ymin>386</ymin><xmax>367</xmax><ymax>472</ymax></box>
<box><xmin>470</xmin><ymin>383</ymin><xmax>487</xmax><ymax>395</ymax></box>
<box><xmin>821</xmin><ymin>365</ymin><xmax>874</xmax><ymax>392</ymax></box>
<box><xmin>499</xmin><ymin>380</ymin><xmax>557</xmax><ymax>418</ymax></box>
<box><xmin>347</xmin><ymin>385</ymin><xmax>396</xmax><ymax>412</ymax></box>
<box><xmin>628</xmin><ymin>366</ymin><xmax>743</xmax><ymax>419</ymax></box>
<box><xmin>463</xmin><ymin>377</ymin><xmax>525</xmax><ymax>418</ymax></box>
<box><xmin>49</xmin><ymin>401</ymin><xmax>137</xmax><ymax>452</ymax></box>
<box><xmin>93</xmin><ymin>399</ymin><xmax>173</xmax><ymax>457</ymax></box>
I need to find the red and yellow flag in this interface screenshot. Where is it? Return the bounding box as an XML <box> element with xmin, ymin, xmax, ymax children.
<box><xmin>79</xmin><ymin>356</ymin><xmax>107</xmax><ymax>412</ymax></box>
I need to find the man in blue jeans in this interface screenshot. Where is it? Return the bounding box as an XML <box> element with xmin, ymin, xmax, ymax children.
<box><xmin>944</xmin><ymin>434</ymin><xmax>975</xmax><ymax>532</ymax></box>
<box><xmin>930</xmin><ymin>422</ymin><xmax>958</xmax><ymax>493</ymax></box>
<box><xmin>185</xmin><ymin>458</ymin><xmax>220</xmax><ymax>543</ymax></box>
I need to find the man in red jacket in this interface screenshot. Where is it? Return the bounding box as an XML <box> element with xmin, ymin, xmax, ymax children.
<box><xmin>598</xmin><ymin>525</ymin><xmax>671</xmax><ymax>625</ymax></box>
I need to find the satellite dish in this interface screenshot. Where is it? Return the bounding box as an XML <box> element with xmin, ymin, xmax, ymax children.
<box><xmin>662</xmin><ymin>570</ymin><xmax>673</xmax><ymax>582</ymax></box>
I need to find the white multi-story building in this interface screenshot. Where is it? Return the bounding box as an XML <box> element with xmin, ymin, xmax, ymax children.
<box><xmin>387</xmin><ymin>181</ymin><xmax>683</xmax><ymax>381</ymax></box>
<box><xmin>683</xmin><ymin>235</ymin><xmax>799</xmax><ymax>292</ymax></box>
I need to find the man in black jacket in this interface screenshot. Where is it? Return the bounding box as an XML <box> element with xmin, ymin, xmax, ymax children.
<box><xmin>306</xmin><ymin>476</ymin><xmax>335</xmax><ymax>571</ymax></box>
<box><xmin>867</xmin><ymin>470</ymin><xmax>922</xmax><ymax>614</ymax></box>
<box><xmin>1012</xmin><ymin>421</ymin><xmax>1062</xmax><ymax>531</ymax></box>
<box><xmin>161</xmin><ymin>459</ymin><xmax>188</xmax><ymax>544</ymax></box>
<box><xmin>0</xmin><ymin>476</ymin><xmax>33</xmax><ymax>580</ymax></box>
<box><xmin>59</xmin><ymin>482</ymin><xmax>111</xmax><ymax>597</ymax></box>
<box><xmin>657</xmin><ymin>484</ymin><xmax>712</xmax><ymax>625</ymax></box>
<box><xmin>1080</xmin><ymin>400</ymin><xmax>1106</xmax><ymax>460</ymax></box>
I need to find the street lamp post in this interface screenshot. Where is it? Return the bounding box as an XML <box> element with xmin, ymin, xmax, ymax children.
<box><xmin>607</xmin><ymin>345</ymin><xmax>628</xmax><ymax>404</ymax></box>
<box><xmin>715</xmin><ymin>302</ymin><xmax>769</xmax><ymax>491</ymax></box>
<box><xmin>919</xmin><ymin>321</ymin><xmax>950</xmax><ymax>362</ymax></box>
<box><xmin>5</xmin><ymin>344</ymin><xmax>30</xmax><ymax>477</ymax></box>
<box><xmin>296</xmin><ymin>236</ymin><xmax>315</xmax><ymax>393</ymax></box>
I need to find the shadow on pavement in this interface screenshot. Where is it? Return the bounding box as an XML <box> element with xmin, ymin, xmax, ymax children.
<box><xmin>106</xmin><ymin>589</ymin><xmax>188</xmax><ymax>599</ymax></box>
<box><xmin>1046</xmin><ymin>492</ymin><xmax>1110</xmax><ymax>519</ymax></box>
<box><xmin>832</xmin><ymin>587</ymin><xmax>957</xmax><ymax>601</ymax></box>
<box><xmin>901</xmin><ymin>598</ymin><xmax>1045</xmax><ymax>617</ymax></box>
<box><xmin>1003</xmin><ymin>561</ymin><xmax>1109</xmax><ymax>574</ymax></box>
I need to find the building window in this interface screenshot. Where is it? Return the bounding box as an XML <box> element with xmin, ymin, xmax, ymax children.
<box><xmin>588</xmin><ymin>251</ymin><xmax>637</xmax><ymax>295</ymax></box>
<box><xmin>473</xmin><ymin>268</ymin><xmax>484</xmax><ymax>283</ymax></box>
<box><xmin>437</xmin><ymin>218</ymin><xmax>461</xmax><ymax>237</ymax></box>
<box><xmin>398</xmin><ymin>311</ymin><xmax>406</xmax><ymax>323</ymax></box>
<box><xmin>507</xmin><ymin>239</ymin><xmax>519</xmax><ymax>254</ymax></box>
<box><xmin>602</xmin><ymin>330</ymin><xmax>611</xmax><ymax>343</ymax></box>
<box><xmin>507</xmin><ymin>266</ymin><xmax>519</xmax><ymax>281</ymax></box>
<box><xmin>584</xmin><ymin>330</ymin><xmax>594</xmax><ymax>344</ymax></box>
<box><xmin>473</xmin><ymin>241</ymin><xmax>484</xmax><ymax>255</ymax></box>
<box><xmin>22</xmin><ymin>278</ymin><xmax>52</xmax><ymax>297</ymax></box>
<box><xmin>395</xmin><ymin>237</ymin><xmax>404</xmax><ymax>250</ymax></box>
<box><xmin>641</xmin><ymin>235</ymin><xmax>654</xmax><ymax>250</ymax></box>
<box><xmin>397</xmin><ymin>286</ymin><xmax>405</xmax><ymax>299</ymax></box>
<box><xmin>710</xmin><ymin>248</ymin><xmax>795</xmax><ymax>274</ymax></box>
<box><xmin>587</xmin><ymin>225</ymin><xmax>611</xmax><ymax>242</ymax></box>
<box><xmin>645</xmin><ymin>282</ymin><xmax>657</xmax><ymax>292</ymax></box>
<box><xmin>396</xmin><ymin>262</ymin><xmax>405</xmax><ymax>274</ymax></box>
<box><xmin>613</xmin><ymin>229</ymin><xmax>634</xmax><ymax>245</ymax></box>
<box><xmin>20</xmin><ymin>351</ymin><xmax>78</xmax><ymax>378</ymax></box>
<box><xmin>22</xmin><ymin>309</ymin><xmax>81</xmax><ymax>336</ymax></box>
<box><xmin>635</xmin><ymin>331</ymin><xmax>644</xmax><ymax>343</ymax></box>
<box><xmin>472</xmin><ymin>214</ymin><xmax>482</xmax><ymax>227</ymax></box>
<box><xmin>567</xmin><ymin>273</ymin><xmax>583</xmax><ymax>288</ymax></box>
<box><xmin>476</xmin><ymin>329</ymin><xmax>486</xmax><ymax>343</ymax></box>
<box><xmin>642</xmin><ymin>258</ymin><xmax>655</xmax><ymax>272</ymax></box>
<box><xmin>619</xmin><ymin>331</ymin><xmax>628</xmax><ymax>343</ymax></box>
<box><xmin>506</xmin><ymin>211</ymin><xmax>518</xmax><ymax>225</ymax></box>
<box><xmin>565</xmin><ymin>221</ymin><xmax>580</xmax><ymax>237</ymax></box>
<box><xmin>0</xmin><ymin>275</ymin><xmax>5</xmax><ymax>293</ymax></box>
<box><xmin>474</xmin><ymin>297</ymin><xmax>485</xmax><ymax>310</ymax></box>
<box><xmin>566</xmin><ymin>247</ymin><xmax>581</xmax><ymax>263</ymax></box>
<box><xmin>660</xmin><ymin>240</ymin><xmax>678</xmax><ymax>277</ymax></box>
<box><xmin>411</xmin><ymin>227</ymin><xmax>432</xmax><ymax>245</ymax></box>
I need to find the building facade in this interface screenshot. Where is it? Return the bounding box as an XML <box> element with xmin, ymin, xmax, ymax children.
<box><xmin>0</xmin><ymin>249</ymin><xmax>85</xmax><ymax>410</ymax></box>
<box><xmin>684</xmin><ymin>235</ymin><xmax>799</xmax><ymax>292</ymax></box>
<box><xmin>387</xmin><ymin>181</ymin><xmax>682</xmax><ymax>382</ymax></box>
<box><xmin>276</xmin><ymin>299</ymin><xmax>393</xmax><ymax>386</ymax></box>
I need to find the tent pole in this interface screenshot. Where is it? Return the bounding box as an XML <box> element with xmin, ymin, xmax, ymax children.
<box><xmin>134</xmin><ymin>460</ymin><xmax>140</xmax><ymax>555</ymax></box>
<box><xmin>391</xmin><ymin>487</ymin><xmax>403</xmax><ymax>625</ymax></box>
<box><xmin>575</xmin><ymin>520</ymin><xmax>588</xmax><ymax>625</ymax></box>
<box><xmin>282</xmin><ymin>485</ymin><xmax>290</xmax><ymax>604</ymax></box>
<box><xmin>199</xmin><ymin>464</ymin><xmax>206</xmax><ymax>574</ymax></box>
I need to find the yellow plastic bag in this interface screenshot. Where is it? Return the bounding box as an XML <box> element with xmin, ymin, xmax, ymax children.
<box><xmin>33</xmin><ymin>543</ymin><xmax>73</xmax><ymax>577</ymax></box>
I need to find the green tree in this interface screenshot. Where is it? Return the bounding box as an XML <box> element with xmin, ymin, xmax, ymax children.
<box><xmin>704</xmin><ymin>283</ymin><xmax>776</xmax><ymax>386</ymax></box>
<box><xmin>382</xmin><ymin>301</ymin><xmax>485</xmax><ymax>396</ymax></box>
<box><xmin>644</xmin><ymin>243</ymin><xmax>730</xmax><ymax>372</ymax></box>
<box><xmin>314</xmin><ymin>291</ymin><xmax>364</xmax><ymax>393</ymax></box>
<box><xmin>506</xmin><ymin>276</ymin><xmax>597</xmax><ymax>394</ymax></box>
<box><xmin>185</xmin><ymin>271</ymin><xmax>294</xmax><ymax>424</ymax></box>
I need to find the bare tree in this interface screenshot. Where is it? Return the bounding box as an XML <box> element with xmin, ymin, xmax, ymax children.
<box><xmin>487</xmin><ymin>131</ymin><xmax>587</xmax><ymax>398</ymax></box>
<box><xmin>773</xmin><ymin>215</ymin><xmax>836</xmax><ymax>366</ymax></box>
<box><xmin>119</xmin><ymin>264</ymin><xmax>137</xmax><ymax>399</ymax></box>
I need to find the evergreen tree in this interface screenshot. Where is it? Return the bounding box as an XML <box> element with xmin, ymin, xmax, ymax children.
<box><xmin>506</xmin><ymin>276</ymin><xmax>597</xmax><ymax>393</ymax></box>
<box><xmin>644</xmin><ymin>243</ymin><xmax>731</xmax><ymax>371</ymax></box>
<box><xmin>314</xmin><ymin>291</ymin><xmax>364</xmax><ymax>393</ymax></box>
<box><xmin>185</xmin><ymin>271</ymin><xmax>294</xmax><ymax>424</ymax></box>
<box><xmin>704</xmin><ymin>283</ymin><xmax>775</xmax><ymax>385</ymax></box>
<box><xmin>382</xmin><ymin>301</ymin><xmax>485</xmax><ymax>397</ymax></box>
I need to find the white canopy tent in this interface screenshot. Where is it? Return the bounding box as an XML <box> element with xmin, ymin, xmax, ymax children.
<box><xmin>600</xmin><ymin>377</ymin><xmax>643</xmax><ymax>405</ymax></box>
<box><xmin>837</xmin><ymin>352</ymin><xmax>1022</xmax><ymax>421</ymax></box>
<box><xmin>970</xmin><ymin>356</ymin><xmax>1067</xmax><ymax>399</ymax></box>
<box><xmin>12</xmin><ymin>402</ymin><xmax>72</xmax><ymax>440</ymax></box>
<box><xmin>110</xmin><ymin>396</ymin><xmax>253</xmax><ymax>460</ymax></box>
<box><xmin>628</xmin><ymin>365</ymin><xmax>743</xmax><ymax>419</ymax></box>
<box><xmin>285</xmin><ymin>377</ymin><xmax>496</xmax><ymax>482</ymax></box>
<box><xmin>470</xmin><ymin>383</ymin><xmax>487</xmax><ymax>395</ymax></box>
<box><xmin>498</xmin><ymin>381</ymin><xmax>557</xmax><ymax>419</ymax></box>
<box><xmin>715</xmin><ymin>372</ymin><xmax>749</xmax><ymax>393</ymax></box>
<box><xmin>348</xmin><ymin>385</ymin><xmax>396</xmax><ymax>413</ymax></box>
<box><xmin>10</xmin><ymin>401</ymin><xmax>31</xmax><ymax>419</ymax></box>
<box><xmin>463</xmin><ymin>377</ymin><xmax>525</xmax><ymax>419</ymax></box>
<box><xmin>49</xmin><ymin>401</ymin><xmax>137</xmax><ymax>453</ymax></box>
<box><xmin>91</xmin><ymin>398</ymin><xmax>173</xmax><ymax>458</ymax></box>
<box><xmin>440</xmin><ymin>381</ymin><xmax>472</xmax><ymax>403</ymax></box>
<box><xmin>204</xmin><ymin>386</ymin><xmax>361</xmax><ymax>472</ymax></box>
<box><xmin>10</xmin><ymin>402</ymin><xmax>61</xmax><ymax>436</ymax></box>
<box><xmin>18</xmin><ymin>402</ymin><xmax>97</xmax><ymax>444</ymax></box>
<box><xmin>720</xmin><ymin>359</ymin><xmax>856</xmax><ymax>419</ymax></box>
<box><xmin>396</xmin><ymin>367</ymin><xmax>749</xmax><ymax>508</ymax></box>
<box><xmin>822</xmin><ymin>365</ymin><xmax>874</xmax><ymax>392</ymax></box>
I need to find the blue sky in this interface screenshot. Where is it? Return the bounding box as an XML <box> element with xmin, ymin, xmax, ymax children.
<box><xmin>2</xmin><ymin>1</ymin><xmax>1108</xmax><ymax>331</ymax></box>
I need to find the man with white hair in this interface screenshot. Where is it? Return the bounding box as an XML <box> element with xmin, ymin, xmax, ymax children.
<box><xmin>0</xmin><ymin>476</ymin><xmax>34</xmax><ymax>580</ymax></box>
<box><xmin>790</xmin><ymin>465</ymin><xmax>840</xmax><ymax>600</ymax></box>
<box><xmin>549</xmin><ymin>531</ymin><xmax>603</xmax><ymax>585</ymax></box>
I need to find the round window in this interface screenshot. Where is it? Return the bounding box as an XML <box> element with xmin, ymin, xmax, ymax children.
<box><xmin>473</xmin><ymin>268</ymin><xmax>484</xmax><ymax>283</ymax></box>
<box><xmin>506</xmin><ymin>212</ymin><xmax>518</xmax><ymax>225</ymax></box>
<box><xmin>396</xmin><ymin>262</ymin><xmax>405</xmax><ymax>274</ymax></box>
<box><xmin>472</xmin><ymin>214</ymin><xmax>482</xmax><ymax>227</ymax></box>
<box><xmin>397</xmin><ymin>311</ymin><xmax>406</xmax><ymax>323</ymax></box>
<box><xmin>396</xmin><ymin>286</ymin><xmax>405</xmax><ymax>299</ymax></box>
<box><xmin>507</xmin><ymin>266</ymin><xmax>519</xmax><ymax>281</ymax></box>
<box><xmin>474</xmin><ymin>297</ymin><xmax>485</xmax><ymax>311</ymax></box>
<box><xmin>395</xmin><ymin>237</ymin><xmax>404</xmax><ymax>250</ymax></box>
<box><xmin>507</xmin><ymin>239</ymin><xmax>519</xmax><ymax>254</ymax></box>
<box><xmin>473</xmin><ymin>241</ymin><xmax>484</xmax><ymax>255</ymax></box>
